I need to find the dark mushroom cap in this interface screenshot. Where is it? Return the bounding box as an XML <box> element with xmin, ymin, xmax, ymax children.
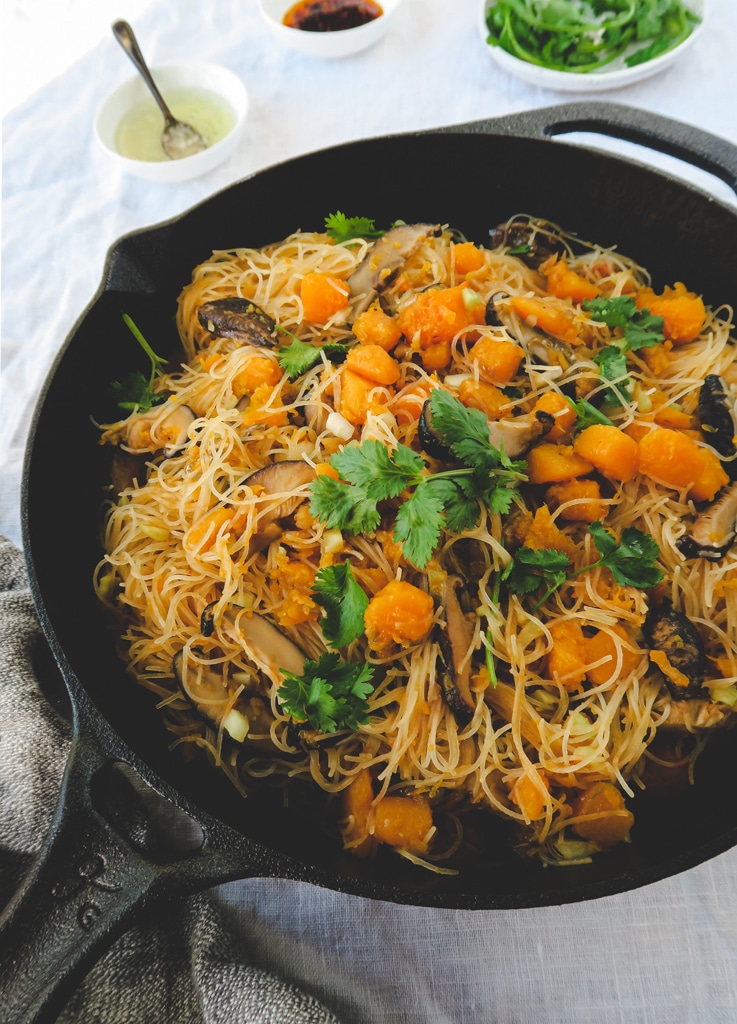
<box><xmin>198</xmin><ymin>297</ymin><xmax>278</xmax><ymax>347</ymax></box>
<box><xmin>643</xmin><ymin>600</ymin><xmax>706</xmax><ymax>699</ymax></box>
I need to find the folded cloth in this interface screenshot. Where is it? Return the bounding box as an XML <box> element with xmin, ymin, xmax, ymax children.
<box><xmin>0</xmin><ymin>536</ymin><xmax>341</xmax><ymax>1024</ymax></box>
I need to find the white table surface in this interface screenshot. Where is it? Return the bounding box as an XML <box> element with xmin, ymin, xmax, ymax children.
<box><xmin>3</xmin><ymin>1</ymin><xmax>737</xmax><ymax>1020</ymax></box>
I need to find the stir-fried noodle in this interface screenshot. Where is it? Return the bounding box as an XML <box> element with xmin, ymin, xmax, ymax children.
<box><xmin>95</xmin><ymin>216</ymin><xmax>737</xmax><ymax>868</ymax></box>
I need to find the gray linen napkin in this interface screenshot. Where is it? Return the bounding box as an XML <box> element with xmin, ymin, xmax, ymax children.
<box><xmin>0</xmin><ymin>536</ymin><xmax>340</xmax><ymax>1024</ymax></box>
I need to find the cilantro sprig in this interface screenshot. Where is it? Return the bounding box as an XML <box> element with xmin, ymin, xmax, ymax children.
<box><xmin>312</xmin><ymin>563</ymin><xmax>368</xmax><ymax>649</ymax></box>
<box><xmin>110</xmin><ymin>314</ymin><xmax>168</xmax><ymax>412</ymax></box>
<box><xmin>309</xmin><ymin>389</ymin><xmax>527</xmax><ymax>569</ymax></box>
<box><xmin>324</xmin><ymin>212</ymin><xmax>385</xmax><ymax>245</ymax></box>
<box><xmin>586</xmin><ymin>520</ymin><xmax>663</xmax><ymax>589</ymax></box>
<box><xmin>584</xmin><ymin>295</ymin><xmax>664</xmax><ymax>405</ymax></box>
<box><xmin>504</xmin><ymin>520</ymin><xmax>663</xmax><ymax>607</ymax></box>
<box><xmin>276</xmin><ymin>334</ymin><xmax>349</xmax><ymax>379</ymax></box>
<box><xmin>565</xmin><ymin>396</ymin><xmax>615</xmax><ymax>433</ymax></box>
<box><xmin>278</xmin><ymin>652</ymin><xmax>375</xmax><ymax>733</ymax></box>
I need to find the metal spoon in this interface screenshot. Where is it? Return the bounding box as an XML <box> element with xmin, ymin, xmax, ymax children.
<box><xmin>111</xmin><ymin>20</ymin><xmax>207</xmax><ymax>161</ymax></box>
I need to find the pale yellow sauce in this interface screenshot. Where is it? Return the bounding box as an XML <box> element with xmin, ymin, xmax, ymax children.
<box><xmin>115</xmin><ymin>87</ymin><xmax>237</xmax><ymax>162</ymax></box>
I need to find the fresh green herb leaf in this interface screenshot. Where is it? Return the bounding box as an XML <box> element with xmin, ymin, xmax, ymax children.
<box><xmin>586</xmin><ymin>520</ymin><xmax>664</xmax><ymax>589</ymax></box>
<box><xmin>110</xmin><ymin>315</ymin><xmax>168</xmax><ymax>412</ymax></box>
<box><xmin>309</xmin><ymin>391</ymin><xmax>527</xmax><ymax>569</ymax></box>
<box><xmin>278</xmin><ymin>652</ymin><xmax>375</xmax><ymax>733</ymax></box>
<box><xmin>502</xmin><ymin>546</ymin><xmax>570</xmax><ymax>599</ymax></box>
<box><xmin>502</xmin><ymin>520</ymin><xmax>662</xmax><ymax>607</ymax></box>
<box><xmin>594</xmin><ymin>344</ymin><xmax>632</xmax><ymax>404</ymax></box>
<box><xmin>309</xmin><ymin>473</ymin><xmax>382</xmax><ymax>535</ymax></box>
<box><xmin>566</xmin><ymin>396</ymin><xmax>615</xmax><ymax>432</ymax></box>
<box><xmin>484</xmin><ymin>630</ymin><xmax>498</xmax><ymax>688</ymax></box>
<box><xmin>584</xmin><ymin>295</ymin><xmax>664</xmax><ymax>405</ymax></box>
<box><xmin>484</xmin><ymin>1</ymin><xmax>699</xmax><ymax>75</ymax></box>
<box><xmin>312</xmin><ymin>563</ymin><xmax>369</xmax><ymax>649</ymax></box>
<box><xmin>428</xmin><ymin>388</ymin><xmax>526</xmax><ymax>477</ymax></box>
<box><xmin>393</xmin><ymin>480</ymin><xmax>446</xmax><ymax>570</ymax></box>
<box><xmin>330</xmin><ymin>440</ymin><xmax>424</xmax><ymax>502</ymax></box>
<box><xmin>324</xmin><ymin>211</ymin><xmax>385</xmax><ymax>245</ymax></box>
<box><xmin>584</xmin><ymin>296</ymin><xmax>664</xmax><ymax>352</ymax></box>
<box><xmin>276</xmin><ymin>335</ymin><xmax>349</xmax><ymax>379</ymax></box>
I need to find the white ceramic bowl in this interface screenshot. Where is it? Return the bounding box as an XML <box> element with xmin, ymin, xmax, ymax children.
<box><xmin>477</xmin><ymin>0</ymin><xmax>705</xmax><ymax>92</ymax></box>
<box><xmin>94</xmin><ymin>63</ymin><xmax>248</xmax><ymax>182</ymax></box>
<box><xmin>259</xmin><ymin>0</ymin><xmax>403</xmax><ymax>58</ymax></box>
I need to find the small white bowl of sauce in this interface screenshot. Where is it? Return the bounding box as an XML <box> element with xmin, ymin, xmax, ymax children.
<box><xmin>259</xmin><ymin>0</ymin><xmax>403</xmax><ymax>58</ymax></box>
<box><xmin>94</xmin><ymin>63</ymin><xmax>248</xmax><ymax>182</ymax></box>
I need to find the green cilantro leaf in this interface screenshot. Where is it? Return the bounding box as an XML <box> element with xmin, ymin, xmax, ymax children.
<box><xmin>309</xmin><ymin>391</ymin><xmax>527</xmax><ymax>569</ymax></box>
<box><xmin>502</xmin><ymin>521</ymin><xmax>662</xmax><ymax>608</ymax></box>
<box><xmin>276</xmin><ymin>336</ymin><xmax>349</xmax><ymax>379</ymax></box>
<box><xmin>312</xmin><ymin>563</ymin><xmax>369</xmax><ymax>649</ymax></box>
<box><xmin>585</xmin><ymin>295</ymin><xmax>664</xmax><ymax>351</ymax></box>
<box><xmin>110</xmin><ymin>314</ymin><xmax>168</xmax><ymax>412</ymax></box>
<box><xmin>587</xmin><ymin>521</ymin><xmax>664</xmax><ymax>589</ymax></box>
<box><xmin>428</xmin><ymin>387</ymin><xmax>506</xmax><ymax>476</ymax></box>
<box><xmin>309</xmin><ymin>474</ymin><xmax>382</xmax><ymax>535</ymax></box>
<box><xmin>278</xmin><ymin>652</ymin><xmax>375</xmax><ymax>733</ymax></box>
<box><xmin>393</xmin><ymin>480</ymin><xmax>446</xmax><ymax>569</ymax></box>
<box><xmin>331</xmin><ymin>440</ymin><xmax>423</xmax><ymax>502</ymax></box>
<box><xmin>502</xmin><ymin>546</ymin><xmax>570</xmax><ymax>599</ymax></box>
<box><xmin>585</xmin><ymin>295</ymin><xmax>664</xmax><ymax>406</ymax></box>
<box><xmin>594</xmin><ymin>345</ymin><xmax>631</xmax><ymax>404</ymax></box>
<box><xmin>324</xmin><ymin>212</ymin><xmax>385</xmax><ymax>245</ymax></box>
<box><xmin>566</xmin><ymin>396</ymin><xmax>615</xmax><ymax>433</ymax></box>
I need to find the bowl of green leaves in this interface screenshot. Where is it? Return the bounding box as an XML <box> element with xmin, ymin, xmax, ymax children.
<box><xmin>477</xmin><ymin>0</ymin><xmax>705</xmax><ymax>91</ymax></box>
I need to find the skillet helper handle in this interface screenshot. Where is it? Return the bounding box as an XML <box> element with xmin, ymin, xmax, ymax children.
<box><xmin>0</xmin><ymin>710</ymin><xmax>253</xmax><ymax>1024</ymax></box>
<box><xmin>453</xmin><ymin>102</ymin><xmax>737</xmax><ymax>196</ymax></box>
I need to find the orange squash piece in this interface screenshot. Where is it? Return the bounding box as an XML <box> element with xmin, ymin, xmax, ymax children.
<box><xmin>571</xmin><ymin>782</ymin><xmax>634</xmax><ymax>848</ymax></box>
<box><xmin>352</xmin><ymin>308</ymin><xmax>403</xmax><ymax>351</ymax></box>
<box><xmin>300</xmin><ymin>272</ymin><xmax>350</xmax><ymax>322</ymax></box>
<box><xmin>391</xmin><ymin>381</ymin><xmax>434</xmax><ymax>425</ymax></box>
<box><xmin>232</xmin><ymin>353</ymin><xmax>281</xmax><ymax>397</ymax></box>
<box><xmin>545</xmin><ymin>478</ymin><xmax>607</xmax><ymax>523</ymax></box>
<box><xmin>469</xmin><ymin>336</ymin><xmax>524</xmax><ymax>385</ymax></box>
<box><xmin>397</xmin><ymin>284</ymin><xmax>482</xmax><ymax>350</ymax></box>
<box><xmin>510</xmin><ymin>772</ymin><xmax>549</xmax><ymax>822</ymax></box>
<box><xmin>544</xmin><ymin>257</ymin><xmax>600</xmax><ymax>303</ymax></box>
<box><xmin>453</xmin><ymin>241</ymin><xmax>486</xmax><ymax>276</ymax></box>
<box><xmin>532</xmin><ymin>391</ymin><xmax>577</xmax><ymax>442</ymax></box>
<box><xmin>345</xmin><ymin>344</ymin><xmax>400</xmax><ymax>386</ymax></box>
<box><xmin>364</xmin><ymin>580</ymin><xmax>435</xmax><ymax>650</ymax></box>
<box><xmin>510</xmin><ymin>294</ymin><xmax>580</xmax><ymax>345</ymax></box>
<box><xmin>520</xmin><ymin>504</ymin><xmax>577</xmax><ymax>557</ymax></box>
<box><xmin>636</xmin><ymin>282</ymin><xmax>705</xmax><ymax>345</ymax></box>
<box><xmin>526</xmin><ymin>443</ymin><xmax>595</xmax><ymax>485</ymax></box>
<box><xmin>547</xmin><ymin>619</ymin><xmax>587</xmax><ymax>691</ymax></box>
<box><xmin>339</xmin><ymin>367</ymin><xmax>389</xmax><ymax>426</ymax></box>
<box><xmin>458</xmin><ymin>379</ymin><xmax>511</xmax><ymax>419</ymax></box>
<box><xmin>573</xmin><ymin>424</ymin><xmax>639</xmax><ymax>483</ymax></box>
<box><xmin>241</xmin><ymin>383</ymin><xmax>289</xmax><ymax>428</ymax></box>
<box><xmin>373</xmin><ymin>794</ymin><xmax>433</xmax><ymax>855</ymax></box>
<box><xmin>420</xmin><ymin>340</ymin><xmax>453</xmax><ymax>371</ymax></box>
<box><xmin>584</xmin><ymin>624</ymin><xmax>641</xmax><ymax>687</ymax></box>
<box><xmin>637</xmin><ymin>425</ymin><xmax>729</xmax><ymax>502</ymax></box>
<box><xmin>341</xmin><ymin>769</ymin><xmax>376</xmax><ymax>858</ymax></box>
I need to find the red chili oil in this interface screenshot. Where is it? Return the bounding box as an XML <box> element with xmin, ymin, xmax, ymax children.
<box><xmin>282</xmin><ymin>0</ymin><xmax>383</xmax><ymax>32</ymax></box>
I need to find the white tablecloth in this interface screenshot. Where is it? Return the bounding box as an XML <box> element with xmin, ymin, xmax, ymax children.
<box><xmin>3</xmin><ymin>1</ymin><xmax>737</xmax><ymax>1020</ymax></box>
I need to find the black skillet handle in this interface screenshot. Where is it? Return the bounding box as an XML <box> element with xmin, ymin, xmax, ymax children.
<box><xmin>0</xmin><ymin>705</ymin><xmax>255</xmax><ymax>1024</ymax></box>
<box><xmin>446</xmin><ymin>102</ymin><xmax>737</xmax><ymax>196</ymax></box>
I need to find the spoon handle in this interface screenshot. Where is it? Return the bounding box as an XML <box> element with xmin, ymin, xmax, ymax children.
<box><xmin>111</xmin><ymin>20</ymin><xmax>176</xmax><ymax>126</ymax></box>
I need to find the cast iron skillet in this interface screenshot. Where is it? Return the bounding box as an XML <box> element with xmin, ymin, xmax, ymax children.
<box><xmin>3</xmin><ymin>102</ymin><xmax>737</xmax><ymax>1023</ymax></box>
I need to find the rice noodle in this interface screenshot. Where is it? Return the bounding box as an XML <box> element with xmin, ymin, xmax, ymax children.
<box><xmin>95</xmin><ymin>218</ymin><xmax>737</xmax><ymax>867</ymax></box>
